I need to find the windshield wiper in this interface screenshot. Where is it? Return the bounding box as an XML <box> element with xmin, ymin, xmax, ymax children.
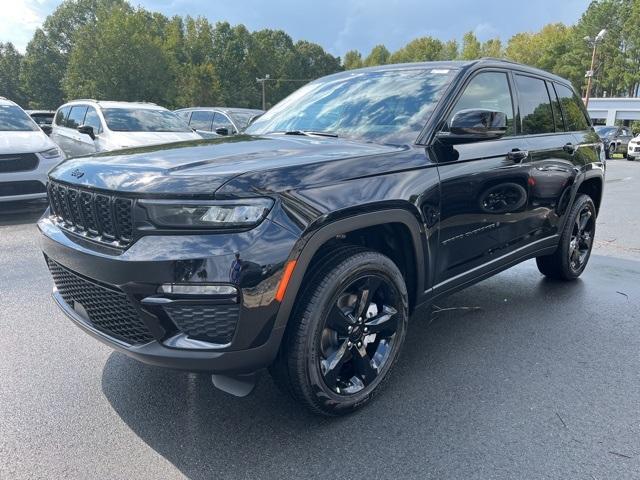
<box><xmin>282</xmin><ymin>130</ymin><xmax>339</xmax><ymax>138</ymax></box>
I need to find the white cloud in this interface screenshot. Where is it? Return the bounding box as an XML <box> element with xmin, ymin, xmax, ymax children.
<box><xmin>0</xmin><ymin>0</ymin><xmax>55</xmax><ymax>51</ymax></box>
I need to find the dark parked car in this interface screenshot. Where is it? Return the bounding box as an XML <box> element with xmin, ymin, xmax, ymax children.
<box><xmin>594</xmin><ymin>125</ymin><xmax>632</xmax><ymax>158</ymax></box>
<box><xmin>174</xmin><ymin>107</ymin><xmax>264</xmax><ymax>138</ymax></box>
<box><xmin>40</xmin><ymin>59</ymin><xmax>604</xmax><ymax>415</ymax></box>
<box><xmin>26</xmin><ymin>110</ymin><xmax>55</xmax><ymax>135</ymax></box>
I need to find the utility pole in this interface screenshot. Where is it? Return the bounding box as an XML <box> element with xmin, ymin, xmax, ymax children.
<box><xmin>256</xmin><ymin>74</ymin><xmax>270</xmax><ymax>110</ymax></box>
<box><xmin>584</xmin><ymin>29</ymin><xmax>607</xmax><ymax>108</ymax></box>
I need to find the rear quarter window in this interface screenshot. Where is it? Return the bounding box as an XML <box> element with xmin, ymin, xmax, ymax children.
<box><xmin>555</xmin><ymin>83</ymin><xmax>590</xmax><ymax>131</ymax></box>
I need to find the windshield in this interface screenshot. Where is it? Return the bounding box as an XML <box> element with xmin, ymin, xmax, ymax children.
<box><xmin>230</xmin><ymin>111</ymin><xmax>261</xmax><ymax>130</ymax></box>
<box><xmin>102</xmin><ymin>108</ymin><xmax>192</xmax><ymax>132</ymax></box>
<box><xmin>0</xmin><ymin>105</ymin><xmax>39</xmax><ymax>132</ymax></box>
<box><xmin>246</xmin><ymin>68</ymin><xmax>456</xmax><ymax>144</ymax></box>
<box><xmin>594</xmin><ymin>126</ymin><xmax>616</xmax><ymax>137</ymax></box>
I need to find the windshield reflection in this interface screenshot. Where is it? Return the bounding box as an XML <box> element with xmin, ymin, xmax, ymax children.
<box><xmin>247</xmin><ymin>68</ymin><xmax>456</xmax><ymax>145</ymax></box>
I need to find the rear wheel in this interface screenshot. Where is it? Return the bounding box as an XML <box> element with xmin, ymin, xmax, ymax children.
<box><xmin>536</xmin><ymin>194</ymin><xmax>596</xmax><ymax>280</ymax></box>
<box><xmin>270</xmin><ymin>248</ymin><xmax>408</xmax><ymax>416</ymax></box>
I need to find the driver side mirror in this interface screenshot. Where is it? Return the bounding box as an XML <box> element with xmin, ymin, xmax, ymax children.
<box><xmin>437</xmin><ymin>109</ymin><xmax>507</xmax><ymax>144</ymax></box>
<box><xmin>77</xmin><ymin>124</ymin><xmax>95</xmax><ymax>140</ymax></box>
<box><xmin>215</xmin><ymin>127</ymin><xmax>229</xmax><ymax>136</ymax></box>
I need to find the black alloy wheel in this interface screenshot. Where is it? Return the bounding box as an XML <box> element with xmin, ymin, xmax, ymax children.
<box><xmin>270</xmin><ymin>247</ymin><xmax>408</xmax><ymax>415</ymax></box>
<box><xmin>319</xmin><ymin>274</ymin><xmax>400</xmax><ymax>395</ymax></box>
<box><xmin>536</xmin><ymin>194</ymin><xmax>596</xmax><ymax>280</ymax></box>
<box><xmin>568</xmin><ymin>203</ymin><xmax>595</xmax><ymax>274</ymax></box>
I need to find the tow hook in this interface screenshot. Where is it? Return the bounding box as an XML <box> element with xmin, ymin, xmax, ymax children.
<box><xmin>211</xmin><ymin>372</ymin><xmax>258</xmax><ymax>397</ymax></box>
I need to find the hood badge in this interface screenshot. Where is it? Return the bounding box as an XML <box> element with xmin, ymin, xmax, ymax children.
<box><xmin>70</xmin><ymin>168</ymin><xmax>85</xmax><ymax>179</ymax></box>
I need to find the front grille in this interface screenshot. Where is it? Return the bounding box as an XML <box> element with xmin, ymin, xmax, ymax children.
<box><xmin>47</xmin><ymin>181</ymin><xmax>134</xmax><ymax>247</ymax></box>
<box><xmin>47</xmin><ymin>259</ymin><xmax>154</xmax><ymax>345</ymax></box>
<box><xmin>163</xmin><ymin>304</ymin><xmax>239</xmax><ymax>344</ymax></box>
<box><xmin>0</xmin><ymin>153</ymin><xmax>39</xmax><ymax>173</ymax></box>
<box><xmin>0</xmin><ymin>180</ymin><xmax>46</xmax><ymax>197</ymax></box>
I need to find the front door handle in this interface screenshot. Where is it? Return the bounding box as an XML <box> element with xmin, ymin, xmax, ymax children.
<box><xmin>563</xmin><ymin>142</ymin><xmax>576</xmax><ymax>154</ymax></box>
<box><xmin>508</xmin><ymin>148</ymin><xmax>529</xmax><ymax>163</ymax></box>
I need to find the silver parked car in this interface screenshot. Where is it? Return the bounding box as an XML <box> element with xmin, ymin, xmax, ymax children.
<box><xmin>51</xmin><ymin>100</ymin><xmax>201</xmax><ymax>157</ymax></box>
<box><xmin>0</xmin><ymin>97</ymin><xmax>65</xmax><ymax>203</ymax></box>
<box><xmin>174</xmin><ymin>107</ymin><xmax>264</xmax><ymax>138</ymax></box>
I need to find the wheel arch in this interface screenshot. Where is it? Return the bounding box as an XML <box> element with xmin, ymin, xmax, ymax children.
<box><xmin>274</xmin><ymin>208</ymin><xmax>427</xmax><ymax>330</ymax></box>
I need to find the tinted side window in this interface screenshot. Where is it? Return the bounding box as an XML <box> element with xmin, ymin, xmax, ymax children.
<box><xmin>514</xmin><ymin>75</ymin><xmax>554</xmax><ymax>135</ymax></box>
<box><xmin>548</xmin><ymin>82</ymin><xmax>565</xmax><ymax>132</ymax></box>
<box><xmin>555</xmin><ymin>83</ymin><xmax>589</xmax><ymax>131</ymax></box>
<box><xmin>449</xmin><ymin>71</ymin><xmax>515</xmax><ymax>136</ymax></box>
<box><xmin>83</xmin><ymin>107</ymin><xmax>103</xmax><ymax>133</ymax></box>
<box><xmin>189</xmin><ymin>110</ymin><xmax>214</xmax><ymax>131</ymax></box>
<box><xmin>55</xmin><ymin>107</ymin><xmax>70</xmax><ymax>126</ymax></box>
<box><xmin>213</xmin><ymin>112</ymin><xmax>235</xmax><ymax>133</ymax></box>
<box><xmin>67</xmin><ymin>106</ymin><xmax>88</xmax><ymax>129</ymax></box>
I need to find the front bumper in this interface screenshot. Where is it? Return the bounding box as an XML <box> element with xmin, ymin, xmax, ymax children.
<box><xmin>39</xmin><ymin>214</ymin><xmax>298</xmax><ymax>373</ymax></box>
<box><xmin>0</xmin><ymin>155</ymin><xmax>62</xmax><ymax>202</ymax></box>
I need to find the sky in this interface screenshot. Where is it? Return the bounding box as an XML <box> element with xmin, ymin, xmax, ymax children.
<box><xmin>2</xmin><ymin>0</ymin><xmax>591</xmax><ymax>57</ymax></box>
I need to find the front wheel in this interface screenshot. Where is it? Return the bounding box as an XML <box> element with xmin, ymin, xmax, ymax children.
<box><xmin>536</xmin><ymin>194</ymin><xmax>596</xmax><ymax>280</ymax></box>
<box><xmin>271</xmin><ymin>249</ymin><xmax>408</xmax><ymax>416</ymax></box>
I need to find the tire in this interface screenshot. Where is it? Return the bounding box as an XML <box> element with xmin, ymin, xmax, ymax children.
<box><xmin>536</xmin><ymin>194</ymin><xmax>596</xmax><ymax>280</ymax></box>
<box><xmin>270</xmin><ymin>248</ymin><xmax>408</xmax><ymax>416</ymax></box>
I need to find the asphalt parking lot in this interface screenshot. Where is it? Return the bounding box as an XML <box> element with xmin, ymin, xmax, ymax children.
<box><xmin>1</xmin><ymin>160</ymin><xmax>639</xmax><ymax>479</ymax></box>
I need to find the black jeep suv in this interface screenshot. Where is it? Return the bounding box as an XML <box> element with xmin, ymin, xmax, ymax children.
<box><xmin>40</xmin><ymin>59</ymin><xmax>604</xmax><ymax>415</ymax></box>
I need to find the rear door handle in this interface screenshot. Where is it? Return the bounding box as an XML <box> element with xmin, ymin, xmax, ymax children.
<box><xmin>508</xmin><ymin>148</ymin><xmax>529</xmax><ymax>163</ymax></box>
<box><xmin>563</xmin><ymin>142</ymin><xmax>576</xmax><ymax>154</ymax></box>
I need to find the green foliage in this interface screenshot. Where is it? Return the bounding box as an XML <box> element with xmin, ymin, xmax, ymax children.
<box><xmin>364</xmin><ymin>45</ymin><xmax>391</xmax><ymax>66</ymax></box>
<box><xmin>343</xmin><ymin>50</ymin><xmax>363</xmax><ymax>70</ymax></box>
<box><xmin>460</xmin><ymin>32</ymin><xmax>482</xmax><ymax>60</ymax></box>
<box><xmin>0</xmin><ymin>42</ymin><xmax>25</xmax><ymax>105</ymax></box>
<box><xmin>7</xmin><ymin>0</ymin><xmax>640</xmax><ymax>111</ymax></box>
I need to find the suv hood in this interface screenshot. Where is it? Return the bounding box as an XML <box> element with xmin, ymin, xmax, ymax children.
<box><xmin>48</xmin><ymin>135</ymin><xmax>407</xmax><ymax>195</ymax></box>
<box><xmin>0</xmin><ymin>130</ymin><xmax>54</xmax><ymax>154</ymax></box>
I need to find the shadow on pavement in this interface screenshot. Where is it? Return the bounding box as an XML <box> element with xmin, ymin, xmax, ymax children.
<box><xmin>0</xmin><ymin>199</ymin><xmax>47</xmax><ymax>226</ymax></box>
<box><xmin>101</xmin><ymin>256</ymin><xmax>640</xmax><ymax>479</ymax></box>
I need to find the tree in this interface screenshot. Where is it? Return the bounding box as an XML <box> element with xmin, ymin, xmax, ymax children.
<box><xmin>363</xmin><ymin>45</ymin><xmax>390</xmax><ymax>66</ymax></box>
<box><xmin>63</xmin><ymin>6</ymin><xmax>173</xmax><ymax>104</ymax></box>
<box><xmin>441</xmin><ymin>40</ymin><xmax>459</xmax><ymax>60</ymax></box>
<box><xmin>481</xmin><ymin>38</ymin><xmax>502</xmax><ymax>58</ymax></box>
<box><xmin>19</xmin><ymin>30</ymin><xmax>66</xmax><ymax>109</ymax></box>
<box><xmin>460</xmin><ymin>31</ymin><xmax>481</xmax><ymax>60</ymax></box>
<box><xmin>343</xmin><ymin>50</ymin><xmax>363</xmax><ymax>70</ymax></box>
<box><xmin>0</xmin><ymin>43</ymin><xmax>25</xmax><ymax>105</ymax></box>
<box><xmin>390</xmin><ymin>36</ymin><xmax>444</xmax><ymax>63</ymax></box>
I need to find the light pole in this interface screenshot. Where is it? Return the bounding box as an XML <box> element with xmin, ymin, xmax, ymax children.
<box><xmin>584</xmin><ymin>29</ymin><xmax>607</xmax><ymax>108</ymax></box>
<box><xmin>256</xmin><ymin>74</ymin><xmax>270</xmax><ymax>111</ymax></box>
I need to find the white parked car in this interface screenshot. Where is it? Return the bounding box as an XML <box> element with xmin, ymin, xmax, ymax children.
<box><xmin>627</xmin><ymin>135</ymin><xmax>640</xmax><ymax>161</ymax></box>
<box><xmin>0</xmin><ymin>97</ymin><xmax>65</xmax><ymax>203</ymax></box>
<box><xmin>51</xmin><ymin>100</ymin><xmax>201</xmax><ymax>158</ymax></box>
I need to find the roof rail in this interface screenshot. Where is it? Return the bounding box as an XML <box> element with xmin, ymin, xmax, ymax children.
<box><xmin>0</xmin><ymin>96</ymin><xmax>7</xmax><ymax>100</ymax></box>
<box><xmin>70</xmin><ymin>99</ymin><xmax>98</xmax><ymax>103</ymax></box>
<box><xmin>478</xmin><ymin>57</ymin><xmax>519</xmax><ymax>65</ymax></box>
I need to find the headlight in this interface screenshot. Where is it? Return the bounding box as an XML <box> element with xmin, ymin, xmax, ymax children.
<box><xmin>140</xmin><ymin>198</ymin><xmax>274</xmax><ymax>228</ymax></box>
<box><xmin>39</xmin><ymin>147</ymin><xmax>62</xmax><ymax>159</ymax></box>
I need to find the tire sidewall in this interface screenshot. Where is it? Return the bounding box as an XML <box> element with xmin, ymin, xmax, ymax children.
<box><xmin>559</xmin><ymin>195</ymin><xmax>596</xmax><ymax>279</ymax></box>
<box><xmin>301</xmin><ymin>253</ymin><xmax>408</xmax><ymax>414</ymax></box>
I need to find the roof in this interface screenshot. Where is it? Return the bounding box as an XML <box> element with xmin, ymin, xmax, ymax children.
<box><xmin>62</xmin><ymin>99</ymin><xmax>163</xmax><ymax>110</ymax></box>
<box><xmin>325</xmin><ymin>58</ymin><xmax>572</xmax><ymax>86</ymax></box>
<box><xmin>174</xmin><ymin>107</ymin><xmax>264</xmax><ymax>115</ymax></box>
<box><xmin>0</xmin><ymin>97</ymin><xmax>17</xmax><ymax>106</ymax></box>
<box><xmin>26</xmin><ymin>110</ymin><xmax>55</xmax><ymax>115</ymax></box>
